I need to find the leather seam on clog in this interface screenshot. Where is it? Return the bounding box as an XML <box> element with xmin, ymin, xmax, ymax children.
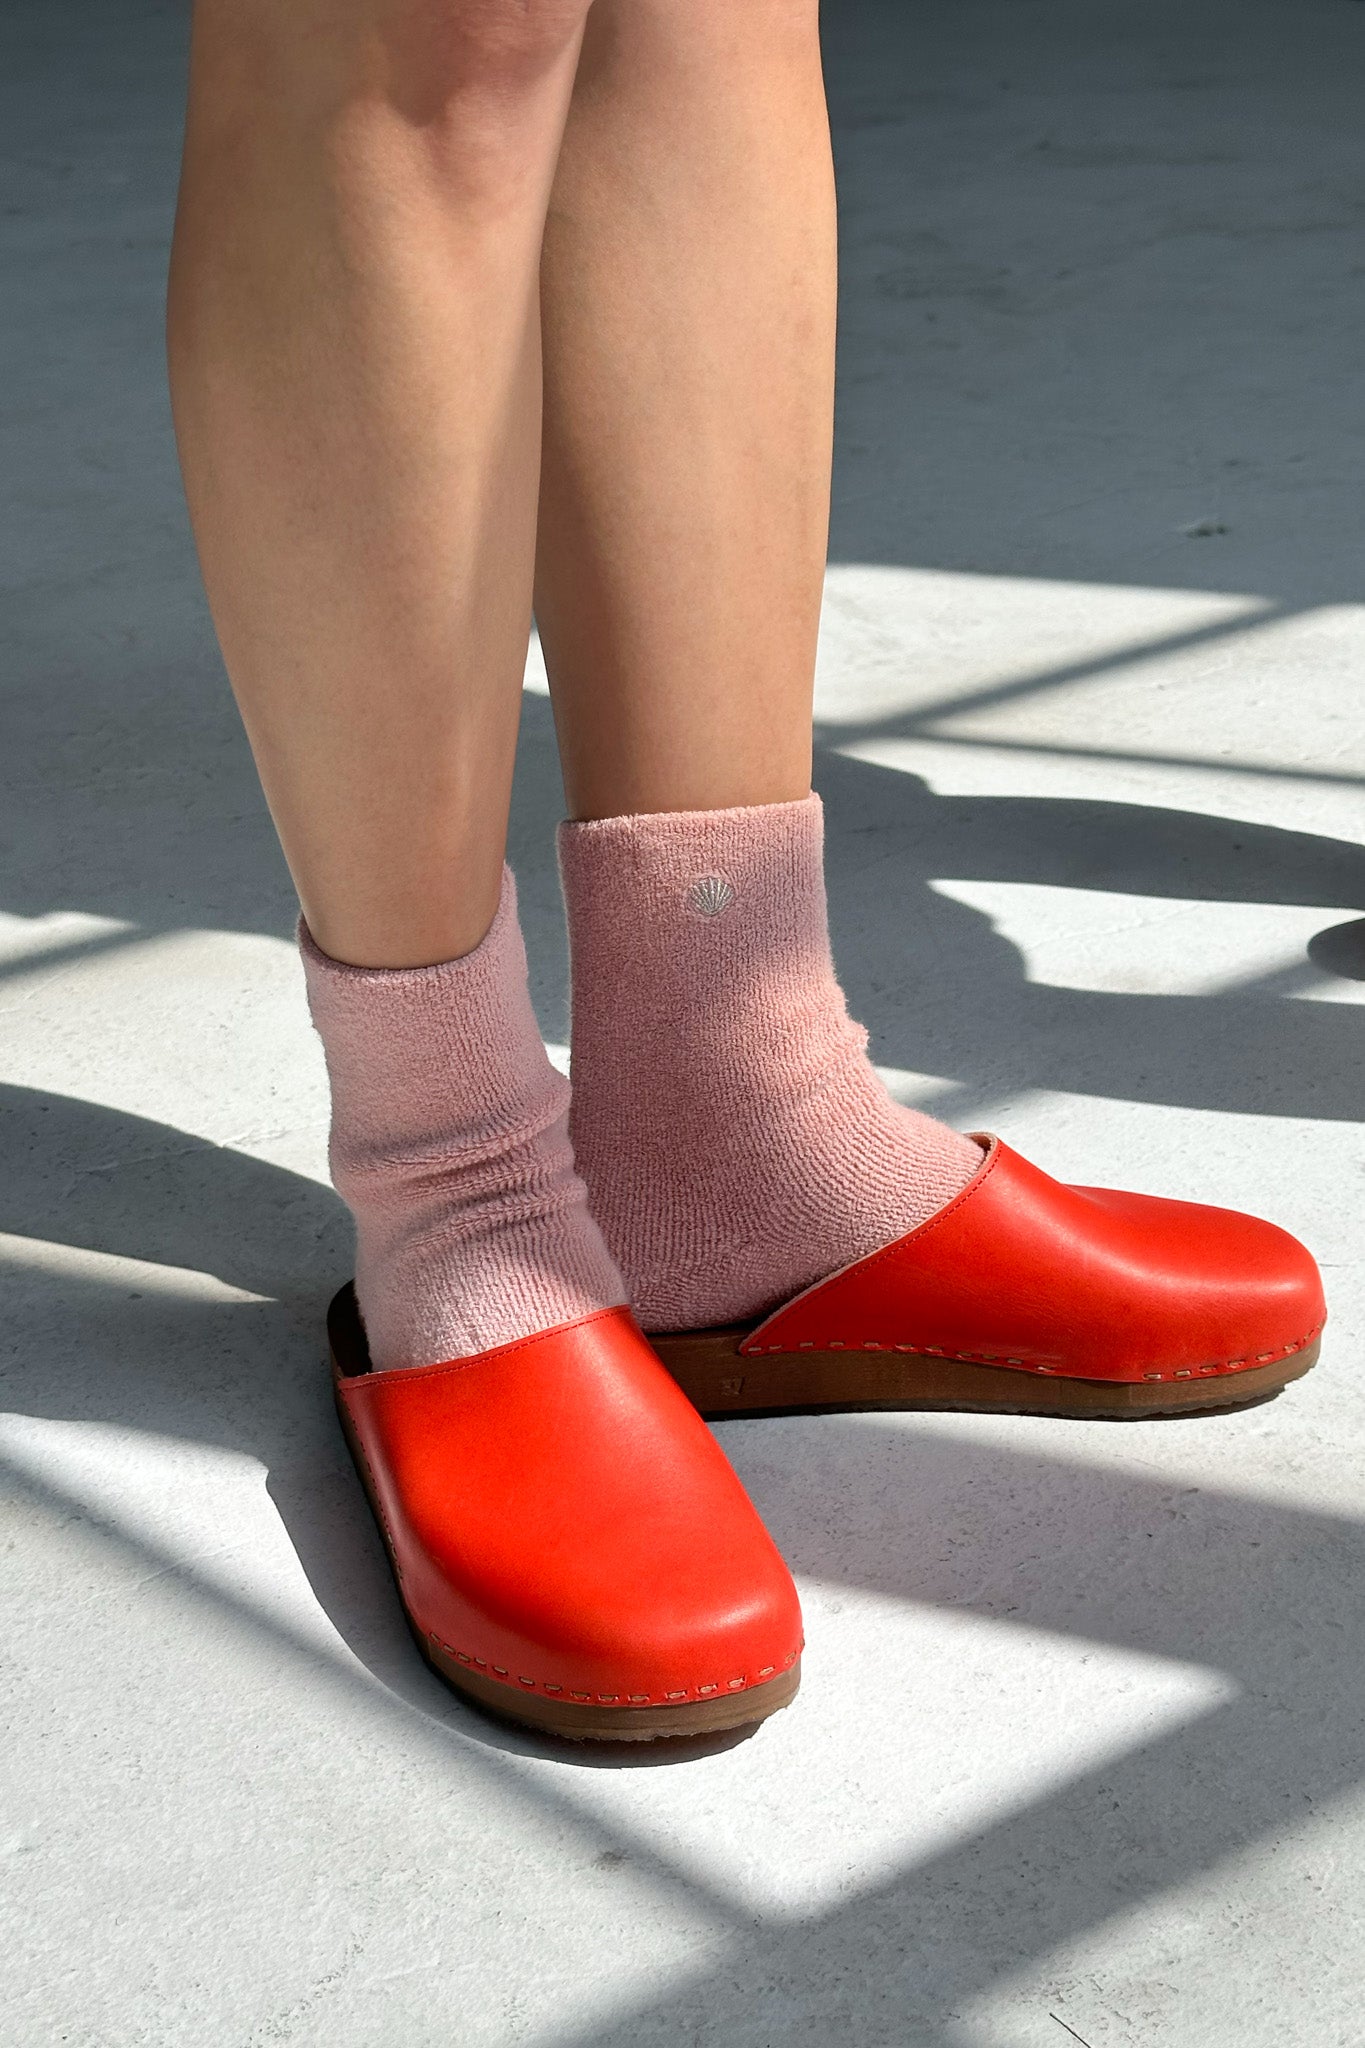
<box><xmin>338</xmin><ymin>1303</ymin><xmax>636</xmax><ymax>1387</ymax></box>
<box><xmin>740</xmin><ymin>1136</ymin><xmax>1004</xmax><ymax>1353</ymax></box>
<box><xmin>426</xmin><ymin>1634</ymin><xmax>802</xmax><ymax>1706</ymax></box>
<box><xmin>828</xmin><ymin>1129</ymin><xmax>1004</xmax><ymax>1269</ymax></box>
<box><xmin>745</xmin><ymin>1318</ymin><xmax>1324</xmax><ymax>1380</ymax></box>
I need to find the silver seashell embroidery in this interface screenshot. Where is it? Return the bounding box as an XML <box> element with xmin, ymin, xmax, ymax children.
<box><xmin>686</xmin><ymin>874</ymin><xmax>736</xmax><ymax>918</ymax></box>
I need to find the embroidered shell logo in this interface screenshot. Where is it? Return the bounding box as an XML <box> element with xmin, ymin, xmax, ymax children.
<box><xmin>686</xmin><ymin>875</ymin><xmax>736</xmax><ymax>918</ymax></box>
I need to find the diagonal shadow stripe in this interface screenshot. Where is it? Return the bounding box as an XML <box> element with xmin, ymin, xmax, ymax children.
<box><xmin>0</xmin><ymin>924</ymin><xmax>149</xmax><ymax>990</ymax></box>
<box><xmin>833</xmin><ymin>728</ymin><xmax>1365</xmax><ymax>792</ymax></box>
<box><xmin>0</xmin><ymin>1454</ymin><xmax>760</xmax><ymax>1944</ymax></box>
<box><xmin>551</xmin><ymin>1688</ymin><xmax>1344</xmax><ymax>2047</ymax></box>
<box><xmin>816</xmin><ymin>598</ymin><xmax>1301</xmax><ymax>738</ymax></box>
<box><xmin>813</xmin><ymin>753</ymin><xmax>1365</xmax><ymax>1123</ymax></box>
<box><xmin>5</xmin><ymin>1194</ymin><xmax>1362</xmax><ymax>2041</ymax></box>
<box><xmin>542</xmin><ymin>1417</ymin><xmax>1365</xmax><ymax>2044</ymax></box>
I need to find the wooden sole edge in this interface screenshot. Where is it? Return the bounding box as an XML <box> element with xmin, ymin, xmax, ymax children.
<box><xmin>648</xmin><ymin>1330</ymin><xmax>1321</xmax><ymax>1422</ymax></box>
<box><xmin>421</xmin><ymin>1641</ymin><xmax>801</xmax><ymax>1742</ymax></box>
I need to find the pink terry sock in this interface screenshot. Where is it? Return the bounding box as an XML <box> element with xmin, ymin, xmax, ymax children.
<box><xmin>300</xmin><ymin>867</ymin><xmax>626</xmax><ymax>1370</ymax></box>
<box><xmin>558</xmin><ymin>793</ymin><xmax>983</xmax><ymax>1332</ymax></box>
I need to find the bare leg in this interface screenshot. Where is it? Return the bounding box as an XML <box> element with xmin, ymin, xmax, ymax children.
<box><xmin>167</xmin><ymin>0</ymin><xmax>632</xmax><ymax>1374</ymax></box>
<box><xmin>534</xmin><ymin>0</ymin><xmax>835</xmax><ymax>820</ymax></box>
<box><xmin>168</xmin><ymin>0</ymin><xmax>590</xmax><ymax>966</ymax></box>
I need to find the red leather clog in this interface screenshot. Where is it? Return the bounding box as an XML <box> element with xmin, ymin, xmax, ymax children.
<box><xmin>328</xmin><ymin>1289</ymin><xmax>802</xmax><ymax>1740</ymax></box>
<box><xmin>650</xmin><ymin>1137</ymin><xmax>1325</xmax><ymax>1421</ymax></box>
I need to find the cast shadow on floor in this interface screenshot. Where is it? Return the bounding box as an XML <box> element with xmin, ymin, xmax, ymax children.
<box><xmin>2</xmin><ymin>1089</ymin><xmax>1362</xmax><ymax>2031</ymax></box>
<box><xmin>4</xmin><ymin>688</ymin><xmax>1363</xmax><ymax>1127</ymax></box>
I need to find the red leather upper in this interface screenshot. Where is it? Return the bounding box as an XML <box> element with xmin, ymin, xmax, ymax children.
<box><xmin>742</xmin><ymin>1138</ymin><xmax>1326</xmax><ymax>1385</ymax></box>
<box><xmin>338</xmin><ymin>1306</ymin><xmax>802</xmax><ymax>1707</ymax></box>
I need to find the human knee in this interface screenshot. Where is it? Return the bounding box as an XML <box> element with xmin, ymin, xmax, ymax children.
<box><xmin>381</xmin><ymin>0</ymin><xmax>593</xmax><ymax>115</ymax></box>
<box><xmin>435</xmin><ymin>0</ymin><xmax>595</xmax><ymax>70</ymax></box>
<box><xmin>187</xmin><ymin>0</ymin><xmax>593</xmax><ymax>134</ymax></box>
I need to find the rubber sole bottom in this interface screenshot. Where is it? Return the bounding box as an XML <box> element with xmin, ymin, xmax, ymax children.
<box><xmin>328</xmin><ymin>1285</ymin><xmax>800</xmax><ymax>1742</ymax></box>
<box><xmin>647</xmin><ymin>1328</ymin><xmax>1321</xmax><ymax>1422</ymax></box>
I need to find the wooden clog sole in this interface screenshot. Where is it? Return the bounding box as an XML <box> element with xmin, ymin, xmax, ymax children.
<box><xmin>649</xmin><ymin>1325</ymin><xmax>1321</xmax><ymax>1422</ymax></box>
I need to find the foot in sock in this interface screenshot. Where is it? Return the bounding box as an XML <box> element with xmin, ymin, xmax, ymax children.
<box><xmin>557</xmin><ymin>793</ymin><xmax>982</xmax><ymax>1333</ymax></box>
<box><xmin>301</xmin><ymin>866</ymin><xmax>626</xmax><ymax>1370</ymax></box>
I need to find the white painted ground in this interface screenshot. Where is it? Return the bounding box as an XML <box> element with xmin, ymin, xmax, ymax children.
<box><xmin>3</xmin><ymin>2</ymin><xmax>1363</xmax><ymax>2042</ymax></box>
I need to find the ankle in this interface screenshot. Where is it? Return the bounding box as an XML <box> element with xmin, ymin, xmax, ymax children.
<box><xmin>302</xmin><ymin>867</ymin><xmax>625</xmax><ymax>1367</ymax></box>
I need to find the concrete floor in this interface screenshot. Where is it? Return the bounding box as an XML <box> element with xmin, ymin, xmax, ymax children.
<box><xmin>3</xmin><ymin>1</ymin><xmax>1364</xmax><ymax>2041</ymax></box>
